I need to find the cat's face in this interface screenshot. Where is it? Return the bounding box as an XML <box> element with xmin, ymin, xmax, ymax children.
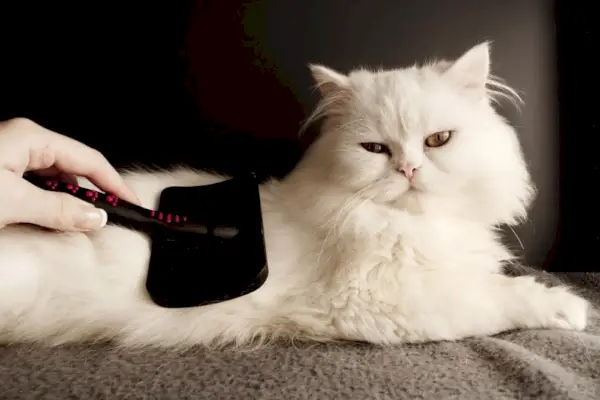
<box><xmin>304</xmin><ymin>43</ymin><xmax>535</xmax><ymax>226</ymax></box>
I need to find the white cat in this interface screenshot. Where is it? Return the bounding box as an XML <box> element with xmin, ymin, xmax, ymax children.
<box><xmin>0</xmin><ymin>42</ymin><xmax>588</xmax><ymax>349</ymax></box>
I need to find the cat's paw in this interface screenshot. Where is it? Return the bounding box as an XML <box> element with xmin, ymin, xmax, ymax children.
<box><xmin>542</xmin><ymin>286</ymin><xmax>588</xmax><ymax>332</ymax></box>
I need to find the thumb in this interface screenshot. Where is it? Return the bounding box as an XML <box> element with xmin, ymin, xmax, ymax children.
<box><xmin>5</xmin><ymin>176</ymin><xmax>108</xmax><ymax>231</ymax></box>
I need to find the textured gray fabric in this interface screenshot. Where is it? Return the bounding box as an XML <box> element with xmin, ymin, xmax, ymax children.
<box><xmin>1</xmin><ymin>267</ymin><xmax>599</xmax><ymax>400</ymax></box>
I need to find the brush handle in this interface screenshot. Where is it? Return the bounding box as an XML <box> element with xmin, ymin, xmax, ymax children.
<box><xmin>23</xmin><ymin>173</ymin><xmax>235</xmax><ymax>237</ymax></box>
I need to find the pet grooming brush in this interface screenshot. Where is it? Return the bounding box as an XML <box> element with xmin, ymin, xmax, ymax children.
<box><xmin>24</xmin><ymin>172</ymin><xmax>269</xmax><ymax>308</ymax></box>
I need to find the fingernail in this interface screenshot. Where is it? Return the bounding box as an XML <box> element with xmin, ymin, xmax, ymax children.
<box><xmin>75</xmin><ymin>207</ymin><xmax>107</xmax><ymax>230</ymax></box>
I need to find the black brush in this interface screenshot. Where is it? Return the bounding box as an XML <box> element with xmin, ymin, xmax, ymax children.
<box><xmin>24</xmin><ymin>172</ymin><xmax>269</xmax><ymax>308</ymax></box>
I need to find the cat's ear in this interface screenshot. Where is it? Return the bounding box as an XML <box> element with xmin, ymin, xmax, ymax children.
<box><xmin>444</xmin><ymin>42</ymin><xmax>491</xmax><ymax>97</ymax></box>
<box><xmin>309</xmin><ymin>64</ymin><xmax>349</xmax><ymax>98</ymax></box>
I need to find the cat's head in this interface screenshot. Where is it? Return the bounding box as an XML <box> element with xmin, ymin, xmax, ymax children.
<box><xmin>300</xmin><ymin>42</ymin><xmax>535</xmax><ymax>226</ymax></box>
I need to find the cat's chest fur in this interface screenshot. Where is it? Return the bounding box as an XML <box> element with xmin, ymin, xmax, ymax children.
<box><xmin>265</xmin><ymin>200</ymin><xmax>510</xmax><ymax>303</ymax></box>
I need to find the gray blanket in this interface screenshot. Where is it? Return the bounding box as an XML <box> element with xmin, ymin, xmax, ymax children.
<box><xmin>1</xmin><ymin>266</ymin><xmax>599</xmax><ymax>399</ymax></box>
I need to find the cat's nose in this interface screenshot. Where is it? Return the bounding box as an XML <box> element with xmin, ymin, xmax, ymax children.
<box><xmin>398</xmin><ymin>164</ymin><xmax>417</xmax><ymax>181</ymax></box>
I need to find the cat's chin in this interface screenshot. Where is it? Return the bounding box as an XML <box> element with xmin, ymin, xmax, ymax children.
<box><xmin>376</xmin><ymin>185</ymin><xmax>426</xmax><ymax>213</ymax></box>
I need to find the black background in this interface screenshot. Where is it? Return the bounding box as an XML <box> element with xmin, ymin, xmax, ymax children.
<box><xmin>552</xmin><ymin>1</ymin><xmax>597</xmax><ymax>272</ymax></box>
<box><xmin>0</xmin><ymin>1</ymin><xmax>593</xmax><ymax>272</ymax></box>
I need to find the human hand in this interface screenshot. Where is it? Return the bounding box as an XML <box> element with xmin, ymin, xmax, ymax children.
<box><xmin>0</xmin><ymin>118</ymin><xmax>140</xmax><ymax>231</ymax></box>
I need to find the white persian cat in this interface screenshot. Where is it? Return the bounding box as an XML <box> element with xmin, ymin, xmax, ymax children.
<box><xmin>0</xmin><ymin>42</ymin><xmax>588</xmax><ymax>349</ymax></box>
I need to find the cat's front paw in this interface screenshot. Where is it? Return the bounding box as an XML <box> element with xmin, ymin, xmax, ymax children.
<box><xmin>536</xmin><ymin>286</ymin><xmax>589</xmax><ymax>332</ymax></box>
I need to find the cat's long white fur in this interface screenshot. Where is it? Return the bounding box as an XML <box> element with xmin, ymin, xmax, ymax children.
<box><xmin>0</xmin><ymin>42</ymin><xmax>588</xmax><ymax>349</ymax></box>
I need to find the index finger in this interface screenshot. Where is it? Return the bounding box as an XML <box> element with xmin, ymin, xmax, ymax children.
<box><xmin>46</xmin><ymin>133</ymin><xmax>140</xmax><ymax>205</ymax></box>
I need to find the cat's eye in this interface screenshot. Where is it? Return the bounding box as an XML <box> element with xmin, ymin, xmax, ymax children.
<box><xmin>360</xmin><ymin>142</ymin><xmax>391</xmax><ymax>155</ymax></box>
<box><xmin>424</xmin><ymin>131</ymin><xmax>452</xmax><ymax>148</ymax></box>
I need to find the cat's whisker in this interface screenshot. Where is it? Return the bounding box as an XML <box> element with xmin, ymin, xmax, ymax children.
<box><xmin>316</xmin><ymin>183</ymin><xmax>378</xmax><ymax>269</ymax></box>
<box><xmin>337</xmin><ymin>192</ymin><xmax>379</xmax><ymax>236</ymax></box>
<box><xmin>317</xmin><ymin>190</ymin><xmax>366</xmax><ymax>268</ymax></box>
<box><xmin>299</xmin><ymin>96</ymin><xmax>365</xmax><ymax>136</ymax></box>
<box><xmin>331</xmin><ymin>183</ymin><xmax>378</xmax><ymax>233</ymax></box>
<box><xmin>320</xmin><ymin>184</ymin><xmax>371</xmax><ymax>230</ymax></box>
<box><xmin>508</xmin><ymin>225</ymin><xmax>525</xmax><ymax>251</ymax></box>
<box><xmin>330</xmin><ymin>118</ymin><xmax>366</xmax><ymax>135</ymax></box>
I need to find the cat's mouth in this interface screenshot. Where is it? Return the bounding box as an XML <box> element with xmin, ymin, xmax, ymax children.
<box><xmin>407</xmin><ymin>180</ymin><xmax>424</xmax><ymax>192</ymax></box>
<box><xmin>380</xmin><ymin>183</ymin><xmax>423</xmax><ymax>207</ymax></box>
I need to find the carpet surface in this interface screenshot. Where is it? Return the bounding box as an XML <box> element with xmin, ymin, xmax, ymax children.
<box><xmin>1</xmin><ymin>266</ymin><xmax>599</xmax><ymax>399</ymax></box>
